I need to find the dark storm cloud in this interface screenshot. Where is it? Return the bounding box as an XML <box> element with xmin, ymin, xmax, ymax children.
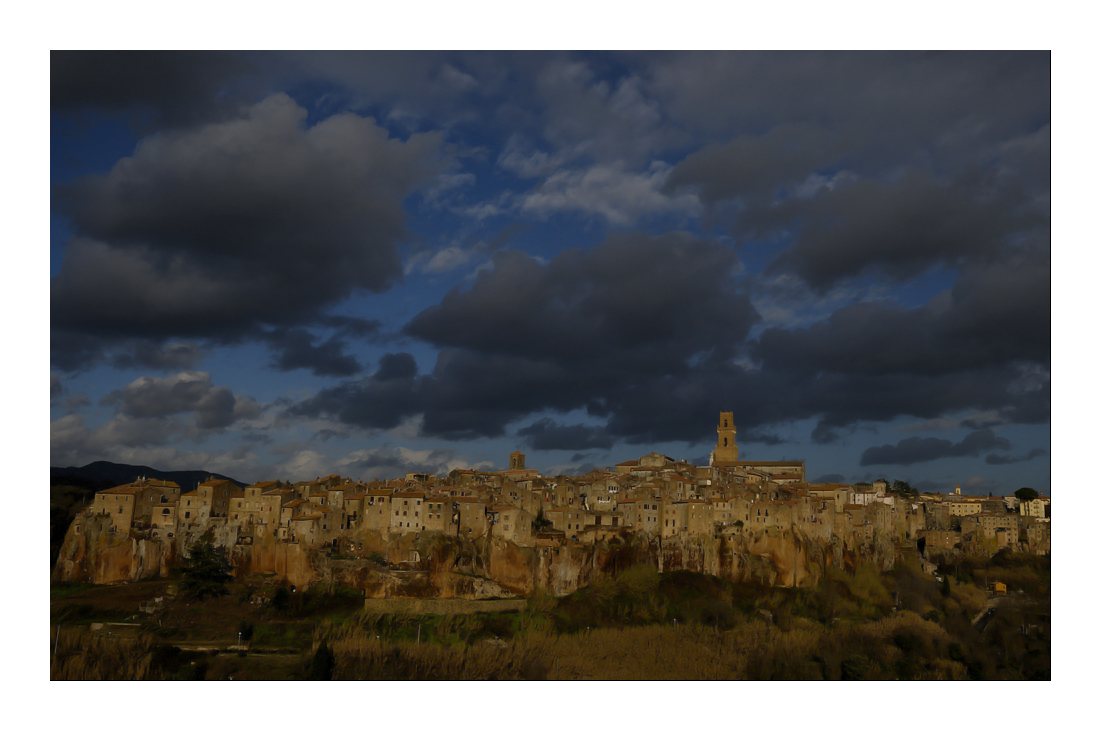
<box><xmin>860</xmin><ymin>428</ymin><xmax>1010</xmax><ymax>466</ymax></box>
<box><xmin>293</xmin><ymin>224</ymin><xmax>1047</xmax><ymax>446</ymax></box>
<box><xmin>265</xmin><ymin>329</ymin><xmax>363</xmax><ymax>377</ymax></box>
<box><xmin>647</xmin><ymin>51</ymin><xmax>1049</xmax><ymax>166</ymax></box>
<box><xmin>658</xmin><ymin>52</ymin><xmax>1049</xmax><ymax>292</ymax></box>
<box><xmin>737</xmin><ymin>428</ymin><xmax>787</xmax><ymax>446</ymax></box>
<box><xmin>52</xmin><ymin>93</ymin><xmax>442</xmax><ymax>370</ymax></box>
<box><xmin>985</xmin><ymin>447</ymin><xmax>1047</xmax><ymax>466</ymax></box>
<box><xmin>375</xmin><ymin>353</ymin><xmax>418</xmax><ymax>381</ymax></box>
<box><xmin>405</xmin><ymin>231</ymin><xmax>754</xmax><ymax>369</ymax></box>
<box><xmin>516</xmin><ymin>418</ymin><xmax>614</xmax><ymax>451</ymax></box>
<box><xmin>753</xmin><ymin>239</ymin><xmax>1051</xmax><ymax>380</ymax></box>
<box><xmin>812</xmin><ymin>473</ymin><xmax>846</xmax><ymax>484</ymax></box>
<box><xmin>665</xmin><ymin>124</ymin><xmax>842</xmax><ymax>206</ymax></box>
<box><xmin>294</xmin><ymin>232</ymin><xmax>758</xmax><ymax>439</ymax></box>
<box><xmin>100</xmin><ymin>372</ymin><xmax>261</xmax><ymax>430</ymax></box>
<box><xmin>51</xmin><ymin>373</ymin><xmax>62</xmax><ymax>399</ymax></box>
<box><xmin>765</xmin><ymin>171</ymin><xmax>1041</xmax><ymax>290</ymax></box>
<box><xmin>811</xmin><ymin>423</ymin><xmax>843</xmax><ymax>445</ymax></box>
<box><xmin>51</xmin><ymin>51</ymin><xmax>257</xmax><ymax>127</ymax></box>
<box><xmin>110</xmin><ymin>341</ymin><xmax>210</xmax><ymax>371</ymax></box>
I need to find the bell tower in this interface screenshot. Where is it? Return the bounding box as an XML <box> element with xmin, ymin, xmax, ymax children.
<box><xmin>510</xmin><ymin>451</ymin><xmax>526</xmax><ymax>471</ymax></box>
<box><xmin>712</xmin><ymin>411</ymin><xmax>739</xmax><ymax>466</ymax></box>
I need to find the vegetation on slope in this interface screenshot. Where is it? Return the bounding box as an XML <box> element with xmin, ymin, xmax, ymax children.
<box><xmin>50</xmin><ymin>551</ymin><xmax>1049</xmax><ymax>680</ymax></box>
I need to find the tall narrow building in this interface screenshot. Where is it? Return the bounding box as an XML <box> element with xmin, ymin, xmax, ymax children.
<box><xmin>509</xmin><ymin>451</ymin><xmax>526</xmax><ymax>470</ymax></box>
<box><xmin>712</xmin><ymin>411</ymin><xmax>739</xmax><ymax>466</ymax></box>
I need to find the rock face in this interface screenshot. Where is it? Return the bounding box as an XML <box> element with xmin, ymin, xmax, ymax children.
<box><xmin>53</xmin><ymin>512</ymin><xmax>168</xmax><ymax>584</ymax></box>
<box><xmin>52</xmin><ymin>516</ymin><xmax>902</xmax><ymax>597</ymax></box>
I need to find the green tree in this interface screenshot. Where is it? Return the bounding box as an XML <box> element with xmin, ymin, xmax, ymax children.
<box><xmin>179</xmin><ymin>537</ymin><xmax>232</xmax><ymax>598</ymax></box>
<box><xmin>307</xmin><ymin>640</ymin><xmax>336</xmax><ymax>680</ymax></box>
<box><xmin>1014</xmin><ymin>487</ymin><xmax>1039</xmax><ymax>502</ymax></box>
<box><xmin>532</xmin><ymin>507</ymin><xmax>552</xmax><ymax>531</ymax></box>
<box><xmin>889</xmin><ymin>480</ymin><xmax>917</xmax><ymax>500</ymax></box>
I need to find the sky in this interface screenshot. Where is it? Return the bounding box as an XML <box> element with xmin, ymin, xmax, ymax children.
<box><xmin>48</xmin><ymin>51</ymin><xmax>1051</xmax><ymax>494</ymax></box>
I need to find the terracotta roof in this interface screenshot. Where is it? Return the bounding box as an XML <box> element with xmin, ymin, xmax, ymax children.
<box><xmin>98</xmin><ymin>485</ymin><xmax>142</xmax><ymax>495</ymax></box>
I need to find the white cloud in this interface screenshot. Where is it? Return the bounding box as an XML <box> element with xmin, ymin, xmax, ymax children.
<box><xmin>518</xmin><ymin>161</ymin><xmax>701</xmax><ymax>226</ymax></box>
<box><xmin>406</xmin><ymin>245</ymin><xmax>480</xmax><ymax>276</ymax></box>
<box><xmin>498</xmin><ymin>136</ymin><xmax>556</xmax><ymax>178</ymax></box>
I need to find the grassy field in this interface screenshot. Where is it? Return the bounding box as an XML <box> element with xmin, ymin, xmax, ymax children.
<box><xmin>49</xmin><ymin>551</ymin><xmax>1050</xmax><ymax>680</ymax></box>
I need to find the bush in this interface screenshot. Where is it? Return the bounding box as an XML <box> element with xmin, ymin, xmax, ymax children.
<box><xmin>307</xmin><ymin>641</ymin><xmax>336</xmax><ymax>680</ymax></box>
<box><xmin>840</xmin><ymin>655</ymin><xmax>869</xmax><ymax>680</ymax></box>
<box><xmin>179</xmin><ymin>538</ymin><xmax>232</xmax><ymax>598</ymax></box>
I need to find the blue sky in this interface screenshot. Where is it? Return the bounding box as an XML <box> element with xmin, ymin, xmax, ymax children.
<box><xmin>48</xmin><ymin>51</ymin><xmax>1051</xmax><ymax>494</ymax></box>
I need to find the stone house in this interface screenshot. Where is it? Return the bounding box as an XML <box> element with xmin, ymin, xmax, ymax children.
<box><xmin>451</xmin><ymin>497</ymin><xmax>488</xmax><ymax>538</ymax></box>
<box><xmin>639</xmin><ymin>452</ymin><xmax>674</xmax><ymax>469</ymax></box>
<box><xmin>736</xmin><ymin>461</ymin><xmax>806</xmax><ymax>482</ymax></box>
<box><xmin>947</xmin><ymin>497</ymin><xmax>984</xmax><ymax>517</ymax></box>
<box><xmin>364</xmin><ymin>490</ymin><xmax>394</xmax><ymax>532</ymax></box>
<box><xmin>1020</xmin><ymin>499</ymin><xmax>1046</xmax><ymax>519</ymax></box>
<box><xmin>1024</xmin><ymin>520</ymin><xmax>1050</xmax><ymax>553</ymax></box>
<box><xmin>615</xmin><ymin>460</ymin><xmax>639</xmax><ymax>474</ymax></box>
<box><xmin>661</xmin><ymin>501</ymin><xmax>688</xmax><ymax>539</ymax></box>
<box><xmin>491</xmin><ymin>503</ymin><xmax>533</xmax><ymax>546</ymax></box>
<box><xmin>93</xmin><ymin>485</ymin><xmax>146</xmax><ymax>533</ymax></box>
<box><xmin>422</xmin><ymin>496</ymin><xmax>449</xmax><ymax>533</ymax></box>
<box><xmin>546</xmin><ymin>507</ymin><xmax>595</xmax><ymax>541</ymax></box>
<box><xmin>342</xmin><ymin>490</ymin><xmax>365</xmax><ymax>530</ymax></box>
<box><xmin>389</xmin><ymin>491</ymin><xmax>425</xmax><ymax>533</ymax></box>
<box><xmin>193</xmin><ymin>479</ymin><xmax>238</xmax><ymax>519</ymax></box>
<box><xmin>683</xmin><ymin>499</ymin><xmax>714</xmax><ymax>536</ymax></box>
<box><xmin>978</xmin><ymin>512</ymin><xmax>1020</xmax><ymax>543</ymax></box>
<box><xmin>806</xmin><ymin>485</ymin><xmax>851</xmax><ymax>513</ymax></box>
<box><xmin>918</xmin><ymin>529</ymin><xmax>961</xmax><ymax>552</ymax></box>
<box><xmin>553</xmin><ymin>481</ymin><xmax>582</xmax><ymax>508</ymax></box>
<box><xmin>614</xmin><ymin>499</ymin><xmax>639</xmax><ymax>530</ymax></box>
<box><xmin>90</xmin><ymin>478</ymin><xmax>182</xmax><ymax>534</ymax></box>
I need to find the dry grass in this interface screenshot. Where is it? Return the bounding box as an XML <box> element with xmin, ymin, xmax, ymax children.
<box><xmin>50</xmin><ymin>627</ymin><xmax>158</xmax><ymax>680</ymax></box>
<box><xmin>321</xmin><ymin>620</ymin><xmax>768</xmax><ymax>680</ymax></box>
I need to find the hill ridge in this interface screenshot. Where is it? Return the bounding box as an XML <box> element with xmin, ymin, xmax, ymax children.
<box><xmin>50</xmin><ymin>460</ymin><xmax>246</xmax><ymax>489</ymax></box>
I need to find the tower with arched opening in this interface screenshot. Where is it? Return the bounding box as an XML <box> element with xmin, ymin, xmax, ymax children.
<box><xmin>712</xmin><ymin>411</ymin><xmax>739</xmax><ymax>466</ymax></box>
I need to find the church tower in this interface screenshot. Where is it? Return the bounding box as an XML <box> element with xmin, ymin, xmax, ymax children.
<box><xmin>510</xmin><ymin>451</ymin><xmax>526</xmax><ymax>471</ymax></box>
<box><xmin>712</xmin><ymin>412</ymin><xmax>739</xmax><ymax>466</ymax></box>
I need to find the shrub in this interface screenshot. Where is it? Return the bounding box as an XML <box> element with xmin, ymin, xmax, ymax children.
<box><xmin>840</xmin><ymin>655</ymin><xmax>869</xmax><ymax>680</ymax></box>
<box><xmin>179</xmin><ymin>538</ymin><xmax>232</xmax><ymax>598</ymax></box>
<box><xmin>307</xmin><ymin>641</ymin><xmax>336</xmax><ymax>680</ymax></box>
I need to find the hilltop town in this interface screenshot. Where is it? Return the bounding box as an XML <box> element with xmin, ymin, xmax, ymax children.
<box><xmin>54</xmin><ymin>412</ymin><xmax>1051</xmax><ymax>591</ymax></box>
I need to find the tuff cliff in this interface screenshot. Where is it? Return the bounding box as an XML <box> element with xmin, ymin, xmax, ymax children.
<box><xmin>53</xmin><ymin>513</ymin><xmax>900</xmax><ymax>597</ymax></box>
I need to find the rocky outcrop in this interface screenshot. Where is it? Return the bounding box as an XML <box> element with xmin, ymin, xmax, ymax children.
<box><xmin>52</xmin><ymin>512</ymin><xmax>167</xmax><ymax>584</ymax></box>
<box><xmin>52</xmin><ymin>514</ymin><xmax>910</xmax><ymax>596</ymax></box>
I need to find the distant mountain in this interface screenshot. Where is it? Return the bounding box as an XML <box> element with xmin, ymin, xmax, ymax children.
<box><xmin>50</xmin><ymin>460</ymin><xmax>246</xmax><ymax>490</ymax></box>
